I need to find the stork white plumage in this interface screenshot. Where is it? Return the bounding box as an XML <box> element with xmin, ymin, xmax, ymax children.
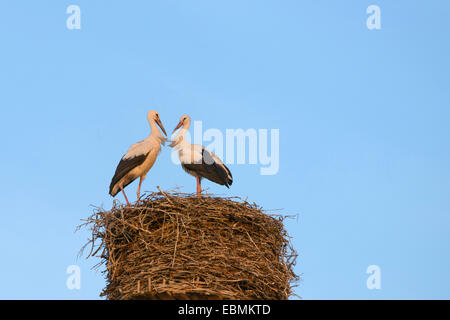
<box><xmin>170</xmin><ymin>115</ymin><xmax>233</xmax><ymax>195</ymax></box>
<box><xmin>109</xmin><ymin>110</ymin><xmax>167</xmax><ymax>206</ymax></box>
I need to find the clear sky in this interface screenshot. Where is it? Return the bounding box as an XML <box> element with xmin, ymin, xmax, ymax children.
<box><xmin>0</xmin><ymin>1</ymin><xmax>449</xmax><ymax>299</ymax></box>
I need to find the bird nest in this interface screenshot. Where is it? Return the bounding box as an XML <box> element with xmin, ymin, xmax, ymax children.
<box><xmin>79</xmin><ymin>190</ymin><xmax>299</xmax><ymax>300</ymax></box>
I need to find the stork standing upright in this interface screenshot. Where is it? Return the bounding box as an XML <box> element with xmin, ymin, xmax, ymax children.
<box><xmin>170</xmin><ymin>115</ymin><xmax>233</xmax><ymax>195</ymax></box>
<box><xmin>109</xmin><ymin>110</ymin><xmax>167</xmax><ymax>206</ymax></box>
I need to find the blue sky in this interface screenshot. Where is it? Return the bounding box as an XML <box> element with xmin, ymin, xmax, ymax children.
<box><xmin>0</xmin><ymin>1</ymin><xmax>449</xmax><ymax>299</ymax></box>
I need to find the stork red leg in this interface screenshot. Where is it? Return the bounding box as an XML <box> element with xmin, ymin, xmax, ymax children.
<box><xmin>196</xmin><ymin>176</ymin><xmax>201</xmax><ymax>196</ymax></box>
<box><xmin>120</xmin><ymin>184</ymin><xmax>131</xmax><ymax>206</ymax></box>
<box><xmin>137</xmin><ymin>176</ymin><xmax>143</xmax><ymax>203</ymax></box>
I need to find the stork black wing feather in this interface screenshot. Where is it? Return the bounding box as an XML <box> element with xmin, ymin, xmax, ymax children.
<box><xmin>182</xmin><ymin>149</ymin><xmax>232</xmax><ymax>187</ymax></box>
<box><xmin>109</xmin><ymin>153</ymin><xmax>148</xmax><ymax>196</ymax></box>
<box><xmin>202</xmin><ymin>149</ymin><xmax>232</xmax><ymax>187</ymax></box>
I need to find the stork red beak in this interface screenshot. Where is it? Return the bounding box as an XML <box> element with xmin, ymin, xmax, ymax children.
<box><xmin>172</xmin><ymin>121</ymin><xmax>183</xmax><ymax>134</ymax></box>
<box><xmin>156</xmin><ymin>118</ymin><xmax>167</xmax><ymax>136</ymax></box>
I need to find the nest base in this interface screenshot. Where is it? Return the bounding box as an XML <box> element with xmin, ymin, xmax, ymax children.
<box><xmin>81</xmin><ymin>191</ymin><xmax>298</xmax><ymax>300</ymax></box>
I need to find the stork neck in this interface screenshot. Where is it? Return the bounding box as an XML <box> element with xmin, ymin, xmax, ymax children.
<box><xmin>149</xmin><ymin>119</ymin><xmax>165</xmax><ymax>143</ymax></box>
<box><xmin>172</xmin><ymin>128</ymin><xmax>191</xmax><ymax>149</ymax></box>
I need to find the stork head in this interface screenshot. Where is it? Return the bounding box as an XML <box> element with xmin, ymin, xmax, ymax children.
<box><xmin>169</xmin><ymin>115</ymin><xmax>191</xmax><ymax>147</ymax></box>
<box><xmin>147</xmin><ymin>110</ymin><xmax>167</xmax><ymax>136</ymax></box>
<box><xmin>172</xmin><ymin>114</ymin><xmax>191</xmax><ymax>133</ymax></box>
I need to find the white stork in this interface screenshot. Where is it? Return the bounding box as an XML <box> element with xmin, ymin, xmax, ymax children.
<box><xmin>170</xmin><ymin>115</ymin><xmax>233</xmax><ymax>195</ymax></box>
<box><xmin>109</xmin><ymin>110</ymin><xmax>167</xmax><ymax>206</ymax></box>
